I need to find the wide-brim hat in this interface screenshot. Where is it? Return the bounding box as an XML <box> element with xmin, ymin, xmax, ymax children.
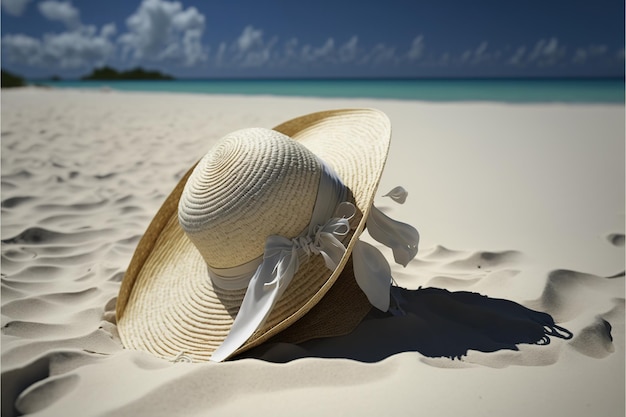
<box><xmin>116</xmin><ymin>108</ymin><xmax>405</xmax><ymax>362</ymax></box>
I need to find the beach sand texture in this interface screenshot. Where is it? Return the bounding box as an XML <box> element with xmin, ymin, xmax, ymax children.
<box><xmin>1</xmin><ymin>88</ymin><xmax>624</xmax><ymax>416</ymax></box>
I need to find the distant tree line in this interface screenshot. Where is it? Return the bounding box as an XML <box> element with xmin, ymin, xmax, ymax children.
<box><xmin>1</xmin><ymin>68</ymin><xmax>26</xmax><ymax>88</ymax></box>
<box><xmin>1</xmin><ymin>66</ymin><xmax>174</xmax><ymax>88</ymax></box>
<box><xmin>82</xmin><ymin>66</ymin><xmax>174</xmax><ymax>80</ymax></box>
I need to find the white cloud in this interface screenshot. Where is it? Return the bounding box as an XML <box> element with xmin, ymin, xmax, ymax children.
<box><xmin>42</xmin><ymin>27</ymin><xmax>115</xmax><ymax>67</ymax></box>
<box><xmin>508</xmin><ymin>46</ymin><xmax>526</xmax><ymax>65</ymax></box>
<box><xmin>362</xmin><ymin>43</ymin><xmax>397</xmax><ymax>65</ymax></box>
<box><xmin>407</xmin><ymin>35</ymin><xmax>424</xmax><ymax>60</ymax></box>
<box><xmin>172</xmin><ymin>6</ymin><xmax>204</xmax><ymax>31</ymax></box>
<box><xmin>2</xmin><ymin>0</ymin><xmax>32</xmax><ymax>16</ymax></box>
<box><xmin>182</xmin><ymin>29</ymin><xmax>206</xmax><ymax>66</ymax></box>
<box><xmin>339</xmin><ymin>36</ymin><xmax>358</xmax><ymax>63</ymax></box>
<box><xmin>4</xmin><ymin>0</ymin><xmax>118</xmax><ymax>71</ymax></box>
<box><xmin>220</xmin><ymin>33</ymin><xmax>399</xmax><ymax>69</ymax></box>
<box><xmin>572</xmin><ymin>48</ymin><xmax>587</xmax><ymax>63</ymax></box>
<box><xmin>215</xmin><ymin>42</ymin><xmax>227</xmax><ymax>66</ymax></box>
<box><xmin>283</xmin><ymin>37</ymin><xmax>299</xmax><ymax>59</ymax></box>
<box><xmin>100</xmin><ymin>23</ymin><xmax>117</xmax><ymax>39</ymax></box>
<box><xmin>38</xmin><ymin>0</ymin><xmax>80</xmax><ymax>29</ymax></box>
<box><xmin>510</xmin><ymin>39</ymin><xmax>612</xmax><ymax>67</ymax></box>
<box><xmin>459</xmin><ymin>41</ymin><xmax>496</xmax><ymax>65</ymax></box>
<box><xmin>214</xmin><ymin>29</ymin><xmax>404</xmax><ymax>70</ymax></box>
<box><xmin>317</xmin><ymin>38</ymin><xmax>335</xmax><ymax>56</ymax></box>
<box><xmin>528</xmin><ymin>37</ymin><xmax>565</xmax><ymax>65</ymax></box>
<box><xmin>219</xmin><ymin>32</ymin><xmax>395</xmax><ymax>69</ymax></box>
<box><xmin>237</xmin><ymin>26</ymin><xmax>263</xmax><ymax>52</ymax></box>
<box><xmin>271</xmin><ymin>37</ymin><xmax>300</xmax><ymax>67</ymax></box>
<box><xmin>224</xmin><ymin>25</ymin><xmax>279</xmax><ymax>68</ymax></box>
<box><xmin>573</xmin><ymin>44</ymin><xmax>608</xmax><ymax>64</ymax></box>
<box><xmin>1</xmin><ymin>34</ymin><xmax>42</xmax><ymax>65</ymax></box>
<box><xmin>2</xmin><ymin>26</ymin><xmax>115</xmax><ymax>68</ymax></box>
<box><xmin>542</xmin><ymin>38</ymin><xmax>558</xmax><ymax>55</ymax></box>
<box><xmin>119</xmin><ymin>0</ymin><xmax>207</xmax><ymax>66</ymax></box>
<box><xmin>242</xmin><ymin>36</ymin><xmax>277</xmax><ymax>67</ymax></box>
<box><xmin>475</xmin><ymin>41</ymin><xmax>488</xmax><ymax>57</ymax></box>
<box><xmin>301</xmin><ymin>38</ymin><xmax>335</xmax><ymax>63</ymax></box>
<box><xmin>299</xmin><ymin>36</ymin><xmax>362</xmax><ymax>65</ymax></box>
<box><xmin>589</xmin><ymin>45</ymin><xmax>608</xmax><ymax>56</ymax></box>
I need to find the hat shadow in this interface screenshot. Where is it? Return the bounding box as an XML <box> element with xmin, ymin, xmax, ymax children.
<box><xmin>236</xmin><ymin>287</ymin><xmax>572</xmax><ymax>363</ymax></box>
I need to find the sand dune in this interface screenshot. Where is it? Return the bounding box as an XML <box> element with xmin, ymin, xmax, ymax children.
<box><xmin>2</xmin><ymin>88</ymin><xmax>624</xmax><ymax>416</ymax></box>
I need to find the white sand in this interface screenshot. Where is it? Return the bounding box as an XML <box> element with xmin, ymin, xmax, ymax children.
<box><xmin>1</xmin><ymin>88</ymin><xmax>624</xmax><ymax>416</ymax></box>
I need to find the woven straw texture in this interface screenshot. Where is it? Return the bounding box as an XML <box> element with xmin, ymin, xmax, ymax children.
<box><xmin>178</xmin><ymin>128</ymin><xmax>321</xmax><ymax>269</ymax></box>
<box><xmin>116</xmin><ymin>109</ymin><xmax>391</xmax><ymax>361</ymax></box>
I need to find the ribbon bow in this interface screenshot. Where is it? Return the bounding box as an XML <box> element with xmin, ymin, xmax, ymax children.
<box><xmin>209</xmin><ymin>190</ymin><xmax>419</xmax><ymax>362</ymax></box>
<box><xmin>210</xmin><ymin>202</ymin><xmax>357</xmax><ymax>362</ymax></box>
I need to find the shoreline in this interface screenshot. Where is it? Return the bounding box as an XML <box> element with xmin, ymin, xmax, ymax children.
<box><xmin>5</xmin><ymin>86</ymin><xmax>626</xmax><ymax>113</ymax></box>
<box><xmin>13</xmin><ymin>78</ymin><xmax>625</xmax><ymax>104</ymax></box>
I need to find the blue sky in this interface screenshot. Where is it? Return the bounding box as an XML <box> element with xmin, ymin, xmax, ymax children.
<box><xmin>2</xmin><ymin>0</ymin><xmax>624</xmax><ymax>78</ymax></box>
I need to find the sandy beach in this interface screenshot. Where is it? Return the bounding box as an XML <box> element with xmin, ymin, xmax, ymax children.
<box><xmin>1</xmin><ymin>88</ymin><xmax>624</xmax><ymax>416</ymax></box>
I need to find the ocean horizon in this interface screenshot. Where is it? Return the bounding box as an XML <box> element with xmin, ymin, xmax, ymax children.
<box><xmin>35</xmin><ymin>78</ymin><xmax>625</xmax><ymax>103</ymax></box>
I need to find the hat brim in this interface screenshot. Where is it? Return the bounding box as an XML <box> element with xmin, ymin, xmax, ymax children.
<box><xmin>116</xmin><ymin>109</ymin><xmax>391</xmax><ymax>361</ymax></box>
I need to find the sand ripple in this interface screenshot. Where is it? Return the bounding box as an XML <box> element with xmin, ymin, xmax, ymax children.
<box><xmin>1</xmin><ymin>90</ymin><xmax>231</xmax><ymax>417</ymax></box>
<box><xmin>1</xmin><ymin>90</ymin><xmax>623</xmax><ymax>417</ymax></box>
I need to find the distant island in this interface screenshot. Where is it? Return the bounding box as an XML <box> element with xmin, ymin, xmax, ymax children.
<box><xmin>81</xmin><ymin>66</ymin><xmax>174</xmax><ymax>81</ymax></box>
<box><xmin>2</xmin><ymin>68</ymin><xmax>26</xmax><ymax>88</ymax></box>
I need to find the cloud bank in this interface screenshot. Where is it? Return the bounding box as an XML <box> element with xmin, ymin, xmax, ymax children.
<box><xmin>2</xmin><ymin>0</ymin><xmax>116</xmax><ymax>69</ymax></box>
<box><xmin>1</xmin><ymin>0</ymin><xmax>32</xmax><ymax>16</ymax></box>
<box><xmin>38</xmin><ymin>0</ymin><xmax>80</xmax><ymax>29</ymax></box>
<box><xmin>1</xmin><ymin>0</ymin><xmax>624</xmax><ymax>76</ymax></box>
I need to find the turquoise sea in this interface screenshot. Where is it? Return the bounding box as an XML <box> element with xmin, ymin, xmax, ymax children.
<box><xmin>37</xmin><ymin>78</ymin><xmax>625</xmax><ymax>103</ymax></box>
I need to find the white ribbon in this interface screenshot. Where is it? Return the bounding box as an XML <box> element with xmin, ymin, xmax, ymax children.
<box><xmin>351</xmin><ymin>205</ymin><xmax>420</xmax><ymax>312</ymax></box>
<box><xmin>295</xmin><ymin>201</ymin><xmax>354</xmax><ymax>270</ymax></box>
<box><xmin>352</xmin><ymin>240</ymin><xmax>393</xmax><ymax>312</ymax></box>
<box><xmin>383</xmin><ymin>186</ymin><xmax>408</xmax><ymax>204</ymax></box>
<box><xmin>208</xmin><ymin>162</ymin><xmax>420</xmax><ymax>362</ymax></box>
<box><xmin>209</xmin><ymin>203</ymin><xmax>355</xmax><ymax>362</ymax></box>
<box><xmin>367</xmin><ymin>205</ymin><xmax>420</xmax><ymax>267</ymax></box>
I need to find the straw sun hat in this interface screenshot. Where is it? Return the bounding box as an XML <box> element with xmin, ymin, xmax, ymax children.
<box><xmin>116</xmin><ymin>108</ymin><xmax>419</xmax><ymax>362</ymax></box>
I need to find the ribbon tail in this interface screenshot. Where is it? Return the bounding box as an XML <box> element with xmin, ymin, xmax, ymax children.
<box><xmin>210</xmin><ymin>240</ymin><xmax>298</xmax><ymax>362</ymax></box>
<box><xmin>317</xmin><ymin>232</ymin><xmax>347</xmax><ymax>270</ymax></box>
<box><xmin>382</xmin><ymin>186</ymin><xmax>408</xmax><ymax>204</ymax></box>
<box><xmin>367</xmin><ymin>205</ymin><xmax>419</xmax><ymax>267</ymax></box>
<box><xmin>352</xmin><ymin>240</ymin><xmax>392</xmax><ymax>312</ymax></box>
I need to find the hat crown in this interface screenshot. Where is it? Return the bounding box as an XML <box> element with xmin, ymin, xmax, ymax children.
<box><xmin>178</xmin><ymin>128</ymin><xmax>321</xmax><ymax>269</ymax></box>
